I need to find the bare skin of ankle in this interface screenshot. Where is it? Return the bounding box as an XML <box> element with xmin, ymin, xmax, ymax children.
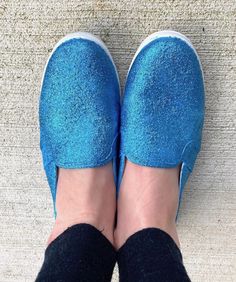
<box><xmin>47</xmin><ymin>163</ymin><xmax>116</xmax><ymax>246</ymax></box>
<box><xmin>115</xmin><ymin>160</ymin><xmax>180</xmax><ymax>249</ymax></box>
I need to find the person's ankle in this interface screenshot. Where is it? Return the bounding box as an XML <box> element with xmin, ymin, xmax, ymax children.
<box><xmin>47</xmin><ymin>164</ymin><xmax>116</xmax><ymax>246</ymax></box>
<box><xmin>115</xmin><ymin>213</ymin><xmax>179</xmax><ymax>249</ymax></box>
<box><xmin>48</xmin><ymin>212</ymin><xmax>115</xmax><ymax>246</ymax></box>
<box><xmin>115</xmin><ymin>160</ymin><xmax>180</xmax><ymax>249</ymax></box>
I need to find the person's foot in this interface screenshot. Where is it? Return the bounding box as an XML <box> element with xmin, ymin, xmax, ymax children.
<box><xmin>39</xmin><ymin>33</ymin><xmax>120</xmax><ymax>246</ymax></box>
<box><xmin>115</xmin><ymin>160</ymin><xmax>180</xmax><ymax>249</ymax></box>
<box><xmin>117</xmin><ymin>31</ymin><xmax>204</xmax><ymax>249</ymax></box>
<box><xmin>48</xmin><ymin>163</ymin><xmax>116</xmax><ymax>245</ymax></box>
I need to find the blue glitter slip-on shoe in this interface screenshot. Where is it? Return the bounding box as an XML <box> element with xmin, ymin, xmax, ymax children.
<box><xmin>39</xmin><ymin>32</ymin><xmax>120</xmax><ymax>216</ymax></box>
<box><xmin>119</xmin><ymin>30</ymin><xmax>205</xmax><ymax>214</ymax></box>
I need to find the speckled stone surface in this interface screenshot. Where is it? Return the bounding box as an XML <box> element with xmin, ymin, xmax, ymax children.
<box><xmin>0</xmin><ymin>1</ymin><xmax>236</xmax><ymax>281</ymax></box>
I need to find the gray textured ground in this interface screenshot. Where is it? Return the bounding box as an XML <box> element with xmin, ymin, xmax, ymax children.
<box><xmin>0</xmin><ymin>0</ymin><xmax>236</xmax><ymax>281</ymax></box>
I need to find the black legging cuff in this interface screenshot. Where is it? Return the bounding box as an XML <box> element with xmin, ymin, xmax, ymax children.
<box><xmin>117</xmin><ymin>228</ymin><xmax>191</xmax><ymax>282</ymax></box>
<box><xmin>36</xmin><ymin>223</ymin><xmax>116</xmax><ymax>282</ymax></box>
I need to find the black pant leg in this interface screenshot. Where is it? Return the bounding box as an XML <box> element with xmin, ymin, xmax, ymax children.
<box><xmin>36</xmin><ymin>223</ymin><xmax>116</xmax><ymax>282</ymax></box>
<box><xmin>117</xmin><ymin>228</ymin><xmax>191</xmax><ymax>282</ymax></box>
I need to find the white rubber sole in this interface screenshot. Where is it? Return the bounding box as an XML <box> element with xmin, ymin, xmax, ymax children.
<box><xmin>41</xmin><ymin>32</ymin><xmax>120</xmax><ymax>94</ymax></box>
<box><xmin>128</xmin><ymin>30</ymin><xmax>204</xmax><ymax>76</ymax></box>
